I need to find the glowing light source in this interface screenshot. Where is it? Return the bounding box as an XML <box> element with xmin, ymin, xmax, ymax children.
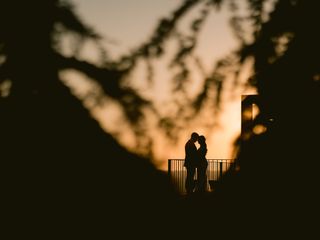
<box><xmin>253</xmin><ymin>124</ymin><xmax>267</xmax><ymax>135</ymax></box>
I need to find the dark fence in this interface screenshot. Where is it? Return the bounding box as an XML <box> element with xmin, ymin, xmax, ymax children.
<box><xmin>168</xmin><ymin>159</ymin><xmax>235</xmax><ymax>194</ymax></box>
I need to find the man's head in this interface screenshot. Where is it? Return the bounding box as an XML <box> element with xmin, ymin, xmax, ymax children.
<box><xmin>191</xmin><ymin>132</ymin><xmax>199</xmax><ymax>142</ymax></box>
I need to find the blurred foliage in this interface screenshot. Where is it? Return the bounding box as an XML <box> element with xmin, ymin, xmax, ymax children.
<box><xmin>1</xmin><ymin>0</ymin><xmax>319</xmax><ymax>156</ymax></box>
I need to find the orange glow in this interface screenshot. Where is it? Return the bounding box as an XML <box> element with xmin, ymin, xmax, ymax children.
<box><xmin>253</xmin><ymin>124</ymin><xmax>267</xmax><ymax>135</ymax></box>
<box><xmin>68</xmin><ymin>0</ymin><xmax>256</xmax><ymax>171</ymax></box>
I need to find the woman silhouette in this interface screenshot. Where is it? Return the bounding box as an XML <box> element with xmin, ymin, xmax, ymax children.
<box><xmin>197</xmin><ymin>135</ymin><xmax>208</xmax><ymax>193</ymax></box>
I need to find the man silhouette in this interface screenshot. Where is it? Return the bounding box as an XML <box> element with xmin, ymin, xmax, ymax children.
<box><xmin>184</xmin><ymin>132</ymin><xmax>199</xmax><ymax>195</ymax></box>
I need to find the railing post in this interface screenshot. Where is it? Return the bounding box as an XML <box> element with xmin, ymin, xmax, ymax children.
<box><xmin>232</xmin><ymin>161</ymin><xmax>236</xmax><ymax>171</ymax></box>
<box><xmin>168</xmin><ymin>159</ymin><xmax>171</xmax><ymax>179</ymax></box>
<box><xmin>219</xmin><ymin>161</ymin><xmax>223</xmax><ymax>179</ymax></box>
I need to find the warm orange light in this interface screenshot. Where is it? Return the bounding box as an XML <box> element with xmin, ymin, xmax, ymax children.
<box><xmin>253</xmin><ymin>124</ymin><xmax>267</xmax><ymax>135</ymax></box>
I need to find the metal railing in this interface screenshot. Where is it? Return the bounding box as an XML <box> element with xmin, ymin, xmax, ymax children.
<box><xmin>168</xmin><ymin>159</ymin><xmax>235</xmax><ymax>194</ymax></box>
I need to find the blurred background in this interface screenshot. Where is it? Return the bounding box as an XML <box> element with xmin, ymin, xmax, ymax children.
<box><xmin>58</xmin><ymin>0</ymin><xmax>260</xmax><ymax>170</ymax></box>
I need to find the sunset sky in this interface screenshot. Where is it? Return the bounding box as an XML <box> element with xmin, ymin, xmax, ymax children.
<box><xmin>68</xmin><ymin>0</ymin><xmax>256</xmax><ymax>170</ymax></box>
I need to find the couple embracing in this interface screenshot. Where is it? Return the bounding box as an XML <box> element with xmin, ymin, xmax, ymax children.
<box><xmin>184</xmin><ymin>132</ymin><xmax>208</xmax><ymax>194</ymax></box>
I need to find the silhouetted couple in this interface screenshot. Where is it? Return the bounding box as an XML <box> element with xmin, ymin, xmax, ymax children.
<box><xmin>184</xmin><ymin>132</ymin><xmax>208</xmax><ymax>195</ymax></box>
